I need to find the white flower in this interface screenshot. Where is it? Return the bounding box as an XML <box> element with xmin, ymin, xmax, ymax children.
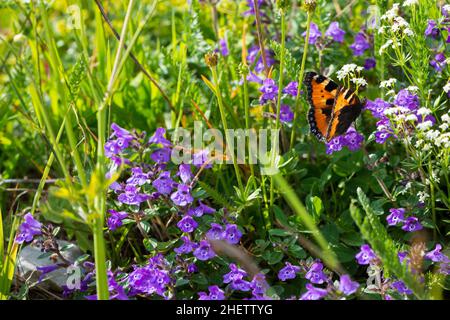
<box><xmin>443</xmin><ymin>82</ymin><xmax>450</xmax><ymax>93</ymax></box>
<box><xmin>417</xmin><ymin>107</ymin><xmax>431</xmax><ymax>116</ymax></box>
<box><xmin>13</xmin><ymin>33</ymin><xmax>25</xmax><ymax>43</ymax></box>
<box><xmin>380</xmin><ymin>78</ymin><xmax>397</xmax><ymax>88</ymax></box>
<box><xmin>416</xmin><ymin>120</ymin><xmax>433</xmax><ymax>131</ymax></box>
<box><xmin>441</xmin><ymin>114</ymin><xmax>450</xmax><ymax>123</ymax></box>
<box><xmin>379</xmin><ymin>40</ymin><xmax>393</xmax><ymax>54</ymax></box>
<box><xmin>425</xmin><ymin>129</ymin><xmax>440</xmax><ymax>140</ymax></box>
<box><xmin>406</xmin><ymin>114</ymin><xmax>418</xmax><ymax>122</ymax></box>
<box><xmin>439</xmin><ymin>123</ymin><xmax>449</xmax><ymax>131</ymax></box>
<box><xmin>418</xmin><ymin>191</ymin><xmax>429</xmax><ymax>202</ymax></box>
<box><xmin>404</xmin><ymin>28</ymin><xmax>414</xmax><ymax>36</ymax></box>
<box><xmin>351</xmin><ymin>77</ymin><xmax>368</xmax><ymax>86</ymax></box>
<box><xmin>406</xmin><ymin>86</ymin><xmax>419</xmax><ymax>93</ymax></box>
<box><xmin>381</xmin><ymin>4</ymin><xmax>400</xmax><ymax>20</ymax></box>
<box><xmin>403</xmin><ymin>0</ymin><xmax>418</xmax><ymax>6</ymax></box>
<box><xmin>336</xmin><ymin>64</ymin><xmax>363</xmax><ymax>81</ymax></box>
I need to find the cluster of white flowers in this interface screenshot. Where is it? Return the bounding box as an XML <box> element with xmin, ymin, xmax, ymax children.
<box><xmin>380</xmin><ymin>78</ymin><xmax>397</xmax><ymax>88</ymax></box>
<box><xmin>414</xmin><ymin>112</ymin><xmax>450</xmax><ymax>156</ymax></box>
<box><xmin>336</xmin><ymin>64</ymin><xmax>363</xmax><ymax>81</ymax></box>
<box><xmin>351</xmin><ymin>77</ymin><xmax>368</xmax><ymax>87</ymax></box>
<box><xmin>403</xmin><ymin>0</ymin><xmax>418</xmax><ymax>7</ymax></box>
<box><xmin>417</xmin><ymin>190</ymin><xmax>429</xmax><ymax>202</ymax></box>
<box><xmin>378</xmin><ymin>3</ymin><xmax>414</xmax><ymax>52</ymax></box>
<box><xmin>381</xmin><ymin>3</ymin><xmax>400</xmax><ymax>21</ymax></box>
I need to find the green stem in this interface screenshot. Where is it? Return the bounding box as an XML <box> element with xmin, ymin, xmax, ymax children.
<box><xmin>269</xmin><ymin>10</ymin><xmax>286</xmax><ymax>208</ymax></box>
<box><xmin>290</xmin><ymin>11</ymin><xmax>312</xmax><ymax>147</ymax></box>
<box><xmin>94</xmin><ymin>0</ymin><xmax>135</xmax><ymax>300</ymax></box>
<box><xmin>211</xmin><ymin>67</ymin><xmax>244</xmax><ymax>192</ymax></box>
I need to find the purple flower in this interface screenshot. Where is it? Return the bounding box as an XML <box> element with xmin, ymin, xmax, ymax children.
<box><xmin>187</xmin><ymin>263</ymin><xmax>198</xmax><ymax>273</ymax></box>
<box><xmin>339</xmin><ymin>275</ymin><xmax>359</xmax><ymax>296</ymax></box>
<box><xmin>343</xmin><ymin>127</ymin><xmax>364</xmax><ymax>151</ymax></box>
<box><xmin>386</xmin><ymin>208</ymin><xmax>405</xmax><ymax>226</ymax></box>
<box><xmin>150</xmin><ymin>147</ymin><xmax>171</xmax><ymax>164</ymax></box>
<box><xmin>206</xmin><ymin>223</ymin><xmax>224</xmax><ymax>240</ymax></box>
<box><xmin>259</xmin><ymin>78</ymin><xmax>279</xmax><ymax>103</ymax></box>
<box><xmin>280</xmin><ymin>105</ymin><xmax>294</xmax><ymax>123</ymax></box>
<box><xmin>177</xmin><ymin>215</ymin><xmax>198</xmax><ymax>233</ymax></box>
<box><xmin>300</xmin><ymin>283</ymin><xmax>328</xmax><ymax>300</ymax></box>
<box><xmin>126</xmin><ymin>167</ymin><xmax>150</xmax><ymax>186</ymax></box>
<box><xmin>350</xmin><ymin>32</ymin><xmax>370</xmax><ymax>56</ymax></box>
<box><xmin>117</xmin><ymin>185</ymin><xmax>149</xmax><ymax>206</ymax></box>
<box><xmin>107</xmin><ymin>210</ymin><xmax>128</xmax><ymax>231</ymax></box>
<box><xmin>355</xmin><ymin>244</ymin><xmax>377</xmax><ymax>265</ymax></box>
<box><xmin>326</xmin><ymin>136</ymin><xmax>345</xmax><ymax>154</ymax></box>
<box><xmin>222</xmin><ymin>224</ymin><xmax>242</xmax><ymax>244</ymax></box>
<box><xmin>219</xmin><ymin>38</ymin><xmax>229</xmax><ymax>56</ymax></box>
<box><xmin>425</xmin><ymin>20</ymin><xmax>440</xmax><ymax>39</ymax></box>
<box><xmin>250</xmin><ymin>273</ymin><xmax>269</xmax><ymax>296</ymax></box>
<box><xmin>303</xmin><ymin>23</ymin><xmax>322</xmax><ymax>44</ymax></box>
<box><xmin>391</xmin><ymin>280</ymin><xmax>412</xmax><ymax>295</ymax></box>
<box><xmin>398</xmin><ymin>251</ymin><xmax>409</xmax><ymax>264</ymax></box>
<box><xmin>375</xmin><ymin>128</ymin><xmax>393</xmax><ymax>144</ymax></box>
<box><xmin>401</xmin><ymin>217</ymin><xmax>423</xmax><ymax>232</ymax></box>
<box><xmin>148</xmin><ymin>127</ymin><xmax>171</xmax><ymax>147</ymax></box>
<box><xmin>174</xmin><ymin>236</ymin><xmax>196</xmax><ymax>254</ymax></box>
<box><xmin>36</xmin><ymin>264</ymin><xmax>60</xmax><ymax>282</ymax></box>
<box><xmin>15</xmin><ymin>213</ymin><xmax>42</xmax><ymax>244</ymax></box>
<box><xmin>278</xmin><ymin>262</ymin><xmax>301</xmax><ymax>281</ymax></box>
<box><xmin>443</xmin><ymin>5</ymin><xmax>450</xmax><ymax>17</ymax></box>
<box><xmin>105</xmin><ymin>140</ymin><xmax>124</xmax><ymax>158</ymax></box>
<box><xmin>325</xmin><ymin>22</ymin><xmax>345</xmax><ymax>43</ymax></box>
<box><xmin>177</xmin><ymin>164</ymin><xmax>193</xmax><ymax>184</ymax></box>
<box><xmin>111</xmin><ymin>123</ymin><xmax>133</xmax><ymax>140</ymax></box>
<box><xmin>365</xmin><ymin>98</ymin><xmax>390</xmax><ymax>119</ymax></box>
<box><xmin>364</xmin><ymin>57</ymin><xmax>376</xmax><ymax>70</ymax></box>
<box><xmin>193</xmin><ymin>240</ymin><xmax>216</xmax><ymax>261</ymax></box>
<box><xmin>223</xmin><ymin>263</ymin><xmax>247</xmax><ymax>284</ymax></box>
<box><xmin>192</xmin><ymin>149</ymin><xmax>212</xmax><ymax>168</ymax></box>
<box><xmin>247</xmin><ymin>46</ymin><xmax>276</xmax><ymax>73</ymax></box>
<box><xmin>188</xmin><ymin>201</ymin><xmax>216</xmax><ymax>217</ymax></box>
<box><xmin>394</xmin><ymin>89</ymin><xmax>420</xmax><ymax>111</ymax></box>
<box><xmin>282</xmin><ymin>81</ymin><xmax>299</xmax><ymax>97</ymax></box>
<box><xmin>246</xmin><ymin>72</ymin><xmax>263</xmax><ymax>84</ymax></box>
<box><xmin>152</xmin><ymin>171</ymin><xmax>175</xmax><ymax>195</ymax></box>
<box><xmin>305</xmin><ymin>261</ymin><xmax>328</xmax><ymax>284</ymax></box>
<box><xmin>243</xmin><ymin>0</ymin><xmax>263</xmax><ymax>17</ymax></box>
<box><xmin>430</xmin><ymin>52</ymin><xmax>447</xmax><ymax>72</ymax></box>
<box><xmin>171</xmin><ymin>184</ymin><xmax>194</xmax><ymax>207</ymax></box>
<box><xmin>198</xmin><ymin>285</ymin><xmax>225</xmax><ymax>300</ymax></box>
<box><xmin>128</xmin><ymin>264</ymin><xmax>170</xmax><ymax>297</ymax></box>
<box><xmin>230</xmin><ymin>278</ymin><xmax>252</xmax><ymax>291</ymax></box>
<box><xmin>424</xmin><ymin>244</ymin><xmax>449</xmax><ymax>263</ymax></box>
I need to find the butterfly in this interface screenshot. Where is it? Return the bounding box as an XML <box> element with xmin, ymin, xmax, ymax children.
<box><xmin>303</xmin><ymin>71</ymin><xmax>364</xmax><ymax>142</ymax></box>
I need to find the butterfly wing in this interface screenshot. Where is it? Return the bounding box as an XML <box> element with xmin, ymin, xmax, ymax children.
<box><xmin>326</xmin><ymin>88</ymin><xmax>363</xmax><ymax>141</ymax></box>
<box><xmin>303</xmin><ymin>72</ymin><xmax>339</xmax><ymax>141</ymax></box>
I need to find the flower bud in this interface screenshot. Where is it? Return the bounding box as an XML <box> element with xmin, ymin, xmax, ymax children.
<box><xmin>204</xmin><ymin>52</ymin><xmax>218</xmax><ymax>67</ymax></box>
<box><xmin>303</xmin><ymin>0</ymin><xmax>317</xmax><ymax>12</ymax></box>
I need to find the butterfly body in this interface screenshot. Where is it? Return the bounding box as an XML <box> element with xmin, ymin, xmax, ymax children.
<box><xmin>304</xmin><ymin>71</ymin><xmax>363</xmax><ymax>142</ymax></box>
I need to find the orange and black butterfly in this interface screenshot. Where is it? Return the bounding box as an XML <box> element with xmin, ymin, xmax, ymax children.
<box><xmin>303</xmin><ymin>71</ymin><xmax>364</xmax><ymax>142</ymax></box>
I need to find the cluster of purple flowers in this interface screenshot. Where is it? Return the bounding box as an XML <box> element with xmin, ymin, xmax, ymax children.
<box><xmin>365</xmin><ymin>89</ymin><xmax>435</xmax><ymax>144</ymax></box>
<box><xmin>325</xmin><ymin>127</ymin><xmax>364</xmax><ymax>154</ymax></box>
<box><xmin>302</xmin><ymin>21</ymin><xmax>346</xmax><ymax>45</ymax></box>
<box><xmin>221</xmin><ymin>264</ymin><xmax>269</xmax><ymax>299</ymax></box>
<box><xmin>127</xmin><ymin>254</ymin><xmax>172</xmax><ymax>298</ymax></box>
<box><xmin>386</xmin><ymin>208</ymin><xmax>423</xmax><ymax>232</ymax></box>
<box><xmin>278</xmin><ymin>260</ymin><xmax>359</xmax><ymax>300</ymax></box>
<box><xmin>425</xmin><ymin>14</ymin><xmax>450</xmax><ymax>72</ymax></box>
